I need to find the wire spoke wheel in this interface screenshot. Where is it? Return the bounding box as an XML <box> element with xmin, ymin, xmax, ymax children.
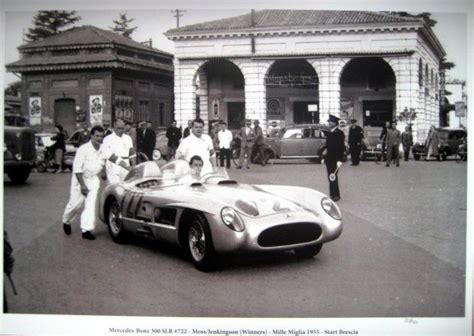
<box><xmin>188</xmin><ymin>220</ymin><xmax>206</xmax><ymax>262</ymax></box>
<box><xmin>186</xmin><ymin>215</ymin><xmax>216</xmax><ymax>271</ymax></box>
<box><xmin>108</xmin><ymin>200</ymin><xmax>127</xmax><ymax>243</ymax></box>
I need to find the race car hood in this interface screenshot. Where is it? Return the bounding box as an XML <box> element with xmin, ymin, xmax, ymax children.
<box><xmin>189</xmin><ymin>184</ymin><xmax>307</xmax><ymax>217</ymax></box>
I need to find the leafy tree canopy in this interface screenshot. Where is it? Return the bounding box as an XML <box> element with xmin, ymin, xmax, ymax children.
<box><xmin>110</xmin><ymin>13</ymin><xmax>137</xmax><ymax>38</ymax></box>
<box><xmin>4</xmin><ymin>81</ymin><xmax>21</xmax><ymax>97</ymax></box>
<box><xmin>25</xmin><ymin>10</ymin><xmax>81</xmax><ymax>42</ymax></box>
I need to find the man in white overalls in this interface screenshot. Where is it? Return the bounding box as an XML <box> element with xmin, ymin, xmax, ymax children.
<box><xmin>62</xmin><ymin>125</ymin><xmax>131</xmax><ymax>240</ymax></box>
<box><xmin>101</xmin><ymin>119</ymin><xmax>136</xmax><ymax>184</ymax></box>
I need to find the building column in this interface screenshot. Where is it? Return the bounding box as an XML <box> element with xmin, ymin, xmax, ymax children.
<box><xmin>309</xmin><ymin>57</ymin><xmax>349</xmax><ymax>123</ymax></box>
<box><xmin>385</xmin><ymin>55</ymin><xmax>422</xmax><ymax>142</ymax></box>
<box><xmin>174</xmin><ymin>58</ymin><xmax>207</xmax><ymax>130</ymax></box>
<box><xmin>234</xmin><ymin>59</ymin><xmax>273</xmax><ymax>131</ymax></box>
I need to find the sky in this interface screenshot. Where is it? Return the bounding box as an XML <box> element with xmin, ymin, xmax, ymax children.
<box><xmin>1</xmin><ymin>6</ymin><xmax>469</xmax><ymax>87</ymax></box>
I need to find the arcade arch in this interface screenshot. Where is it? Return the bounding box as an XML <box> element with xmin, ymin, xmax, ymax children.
<box><xmin>193</xmin><ymin>59</ymin><xmax>245</xmax><ymax>132</ymax></box>
<box><xmin>340</xmin><ymin>57</ymin><xmax>396</xmax><ymax>127</ymax></box>
<box><xmin>265</xmin><ymin>59</ymin><xmax>319</xmax><ymax>127</ymax></box>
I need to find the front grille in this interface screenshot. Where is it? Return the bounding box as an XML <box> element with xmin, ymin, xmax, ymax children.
<box><xmin>258</xmin><ymin>223</ymin><xmax>322</xmax><ymax>247</ymax></box>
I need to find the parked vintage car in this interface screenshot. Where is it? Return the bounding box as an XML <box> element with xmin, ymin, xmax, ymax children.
<box><xmin>264</xmin><ymin>124</ymin><xmax>328</xmax><ymax>163</ymax></box>
<box><xmin>98</xmin><ymin>160</ymin><xmax>343</xmax><ymax>271</ymax></box>
<box><xmin>4</xmin><ymin>125</ymin><xmax>36</xmax><ymax>183</ymax></box>
<box><xmin>152</xmin><ymin>131</ymin><xmax>168</xmax><ymax>161</ymax></box>
<box><xmin>265</xmin><ymin>124</ymin><xmax>348</xmax><ymax>163</ymax></box>
<box><xmin>412</xmin><ymin>127</ymin><xmax>467</xmax><ymax>161</ymax></box>
<box><xmin>361</xmin><ymin>126</ymin><xmax>383</xmax><ymax>160</ymax></box>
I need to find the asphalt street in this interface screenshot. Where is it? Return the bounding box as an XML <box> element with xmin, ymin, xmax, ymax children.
<box><xmin>2</xmin><ymin>158</ymin><xmax>467</xmax><ymax>318</ymax></box>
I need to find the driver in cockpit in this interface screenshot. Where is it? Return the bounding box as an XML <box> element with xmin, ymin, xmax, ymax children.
<box><xmin>189</xmin><ymin>155</ymin><xmax>204</xmax><ymax>181</ymax></box>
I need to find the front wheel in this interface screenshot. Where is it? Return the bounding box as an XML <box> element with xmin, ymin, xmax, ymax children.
<box><xmin>37</xmin><ymin>161</ymin><xmax>48</xmax><ymax>173</ymax></box>
<box><xmin>294</xmin><ymin>244</ymin><xmax>322</xmax><ymax>258</ymax></box>
<box><xmin>7</xmin><ymin>166</ymin><xmax>31</xmax><ymax>184</ymax></box>
<box><xmin>187</xmin><ymin>215</ymin><xmax>216</xmax><ymax>272</ymax></box>
<box><xmin>231</xmin><ymin>147</ymin><xmax>241</xmax><ymax>167</ymax></box>
<box><xmin>107</xmin><ymin>199</ymin><xmax>128</xmax><ymax>244</ymax></box>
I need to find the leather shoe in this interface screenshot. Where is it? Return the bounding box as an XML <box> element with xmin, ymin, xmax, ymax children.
<box><xmin>331</xmin><ymin>196</ymin><xmax>340</xmax><ymax>202</ymax></box>
<box><xmin>82</xmin><ymin>231</ymin><xmax>96</xmax><ymax>240</ymax></box>
<box><xmin>63</xmin><ymin>223</ymin><xmax>71</xmax><ymax>235</ymax></box>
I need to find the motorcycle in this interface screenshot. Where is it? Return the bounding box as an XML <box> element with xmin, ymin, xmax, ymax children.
<box><xmin>36</xmin><ymin>146</ymin><xmax>75</xmax><ymax>173</ymax></box>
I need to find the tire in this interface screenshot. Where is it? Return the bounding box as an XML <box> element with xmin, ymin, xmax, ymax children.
<box><xmin>152</xmin><ymin>149</ymin><xmax>162</xmax><ymax>161</ymax></box>
<box><xmin>414</xmin><ymin>154</ymin><xmax>420</xmax><ymax>161</ymax></box>
<box><xmin>186</xmin><ymin>214</ymin><xmax>216</xmax><ymax>272</ymax></box>
<box><xmin>107</xmin><ymin>199</ymin><xmax>128</xmax><ymax>244</ymax></box>
<box><xmin>37</xmin><ymin>161</ymin><xmax>48</xmax><ymax>173</ymax></box>
<box><xmin>7</xmin><ymin>166</ymin><xmax>31</xmax><ymax>184</ymax></box>
<box><xmin>263</xmin><ymin>148</ymin><xmax>275</xmax><ymax>164</ymax></box>
<box><xmin>231</xmin><ymin>147</ymin><xmax>241</xmax><ymax>167</ymax></box>
<box><xmin>294</xmin><ymin>244</ymin><xmax>322</xmax><ymax>258</ymax></box>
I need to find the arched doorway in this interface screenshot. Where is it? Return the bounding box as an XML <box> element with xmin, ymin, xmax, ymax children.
<box><xmin>194</xmin><ymin>59</ymin><xmax>245</xmax><ymax>132</ymax></box>
<box><xmin>54</xmin><ymin>98</ymin><xmax>76</xmax><ymax>135</ymax></box>
<box><xmin>340</xmin><ymin>57</ymin><xmax>396</xmax><ymax>127</ymax></box>
<box><xmin>265</xmin><ymin>59</ymin><xmax>319</xmax><ymax>127</ymax></box>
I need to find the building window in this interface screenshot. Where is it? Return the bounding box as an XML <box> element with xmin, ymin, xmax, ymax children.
<box><xmin>159</xmin><ymin>103</ymin><xmax>165</xmax><ymax>125</ymax></box>
<box><xmin>419</xmin><ymin>59</ymin><xmax>423</xmax><ymax>86</ymax></box>
<box><xmin>138</xmin><ymin>100</ymin><xmax>149</xmax><ymax>122</ymax></box>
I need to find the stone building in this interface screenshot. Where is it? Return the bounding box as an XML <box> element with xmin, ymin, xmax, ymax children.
<box><xmin>165</xmin><ymin>10</ymin><xmax>446</xmax><ymax>141</ymax></box>
<box><xmin>7</xmin><ymin>25</ymin><xmax>174</xmax><ymax>134</ymax></box>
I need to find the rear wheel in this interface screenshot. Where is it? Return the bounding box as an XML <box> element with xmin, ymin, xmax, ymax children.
<box><xmin>37</xmin><ymin>161</ymin><xmax>48</xmax><ymax>173</ymax></box>
<box><xmin>187</xmin><ymin>214</ymin><xmax>216</xmax><ymax>272</ymax></box>
<box><xmin>107</xmin><ymin>199</ymin><xmax>128</xmax><ymax>244</ymax></box>
<box><xmin>413</xmin><ymin>153</ymin><xmax>420</xmax><ymax>161</ymax></box>
<box><xmin>231</xmin><ymin>147</ymin><xmax>241</xmax><ymax>167</ymax></box>
<box><xmin>294</xmin><ymin>244</ymin><xmax>322</xmax><ymax>258</ymax></box>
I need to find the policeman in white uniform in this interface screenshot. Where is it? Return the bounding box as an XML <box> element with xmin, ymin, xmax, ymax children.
<box><xmin>175</xmin><ymin>118</ymin><xmax>216</xmax><ymax>175</ymax></box>
<box><xmin>101</xmin><ymin>119</ymin><xmax>135</xmax><ymax>184</ymax></box>
<box><xmin>61</xmin><ymin>126</ymin><xmax>106</xmax><ymax>240</ymax></box>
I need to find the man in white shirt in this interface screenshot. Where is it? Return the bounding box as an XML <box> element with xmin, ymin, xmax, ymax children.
<box><xmin>217</xmin><ymin>122</ymin><xmax>233</xmax><ymax>168</ymax></box>
<box><xmin>175</xmin><ymin>118</ymin><xmax>216</xmax><ymax>175</ymax></box>
<box><xmin>102</xmin><ymin>119</ymin><xmax>136</xmax><ymax>184</ymax></box>
<box><xmin>61</xmin><ymin>126</ymin><xmax>104</xmax><ymax>240</ymax></box>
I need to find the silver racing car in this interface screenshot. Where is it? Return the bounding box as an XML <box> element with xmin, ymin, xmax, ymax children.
<box><xmin>98</xmin><ymin>160</ymin><xmax>343</xmax><ymax>271</ymax></box>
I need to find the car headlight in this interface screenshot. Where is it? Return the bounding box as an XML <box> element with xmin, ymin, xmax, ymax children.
<box><xmin>321</xmin><ymin>197</ymin><xmax>342</xmax><ymax>220</ymax></box>
<box><xmin>221</xmin><ymin>207</ymin><xmax>245</xmax><ymax>232</ymax></box>
<box><xmin>152</xmin><ymin>149</ymin><xmax>161</xmax><ymax>160</ymax></box>
<box><xmin>15</xmin><ymin>153</ymin><xmax>22</xmax><ymax>161</ymax></box>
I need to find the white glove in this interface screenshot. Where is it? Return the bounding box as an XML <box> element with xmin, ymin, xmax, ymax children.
<box><xmin>337</xmin><ymin>161</ymin><xmax>342</xmax><ymax>168</ymax></box>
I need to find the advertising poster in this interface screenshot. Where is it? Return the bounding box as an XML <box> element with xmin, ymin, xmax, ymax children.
<box><xmin>28</xmin><ymin>97</ymin><xmax>41</xmax><ymax>125</ymax></box>
<box><xmin>89</xmin><ymin>94</ymin><xmax>103</xmax><ymax>125</ymax></box>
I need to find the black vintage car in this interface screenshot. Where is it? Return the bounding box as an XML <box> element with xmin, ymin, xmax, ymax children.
<box><xmin>4</xmin><ymin>125</ymin><xmax>36</xmax><ymax>183</ymax></box>
<box><xmin>412</xmin><ymin>127</ymin><xmax>467</xmax><ymax>161</ymax></box>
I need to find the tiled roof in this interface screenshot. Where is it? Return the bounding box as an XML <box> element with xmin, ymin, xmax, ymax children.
<box><xmin>19</xmin><ymin>25</ymin><xmax>172</xmax><ymax>57</ymax></box>
<box><xmin>6</xmin><ymin>53</ymin><xmax>173</xmax><ymax>73</ymax></box>
<box><xmin>166</xmin><ymin>10</ymin><xmax>423</xmax><ymax>34</ymax></box>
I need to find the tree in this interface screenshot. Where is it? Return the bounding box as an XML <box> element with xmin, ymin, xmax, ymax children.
<box><xmin>25</xmin><ymin>11</ymin><xmax>81</xmax><ymax>42</ymax></box>
<box><xmin>110</xmin><ymin>13</ymin><xmax>137</xmax><ymax>38</ymax></box>
<box><xmin>4</xmin><ymin>81</ymin><xmax>22</xmax><ymax>97</ymax></box>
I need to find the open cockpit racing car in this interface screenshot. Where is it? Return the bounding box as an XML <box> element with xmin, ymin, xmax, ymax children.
<box><xmin>99</xmin><ymin>160</ymin><xmax>343</xmax><ymax>271</ymax></box>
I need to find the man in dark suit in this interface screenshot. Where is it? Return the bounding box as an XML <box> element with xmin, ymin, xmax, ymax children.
<box><xmin>348</xmin><ymin>118</ymin><xmax>364</xmax><ymax>166</ymax></box>
<box><xmin>137</xmin><ymin>121</ymin><xmax>156</xmax><ymax>161</ymax></box>
<box><xmin>323</xmin><ymin>115</ymin><xmax>345</xmax><ymax>202</ymax></box>
<box><xmin>236</xmin><ymin>119</ymin><xmax>256</xmax><ymax>169</ymax></box>
<box><xmin>166</xmin><ymin>120</ymin><xmax>182</xmax><ymax>161</ymax></box>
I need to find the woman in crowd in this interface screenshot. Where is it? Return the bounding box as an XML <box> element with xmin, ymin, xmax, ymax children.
<box><xmin>50</xmin><ymin>124</ymin><xmax>66</xmax><ymax>173</ymax></box>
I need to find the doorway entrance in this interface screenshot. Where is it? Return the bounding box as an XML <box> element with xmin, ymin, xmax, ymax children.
<box><xmin>362</xmin><ymin>100</ymin><xmax>394</xmax><ymax>127</ymax></box>
<box><xmin>227</xmin><ymin>102</ymin><xmax>245</xmax><ymax>130</ymax></box>
<box><xmin>293</xmin><ymin>101</ymin><xmax>319</xmax><ymax>124</ymax></box>
<box><xmin>55</xmin><ymin>98</ymin><xmax>76</xmax><ymax>135</ymax></box>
